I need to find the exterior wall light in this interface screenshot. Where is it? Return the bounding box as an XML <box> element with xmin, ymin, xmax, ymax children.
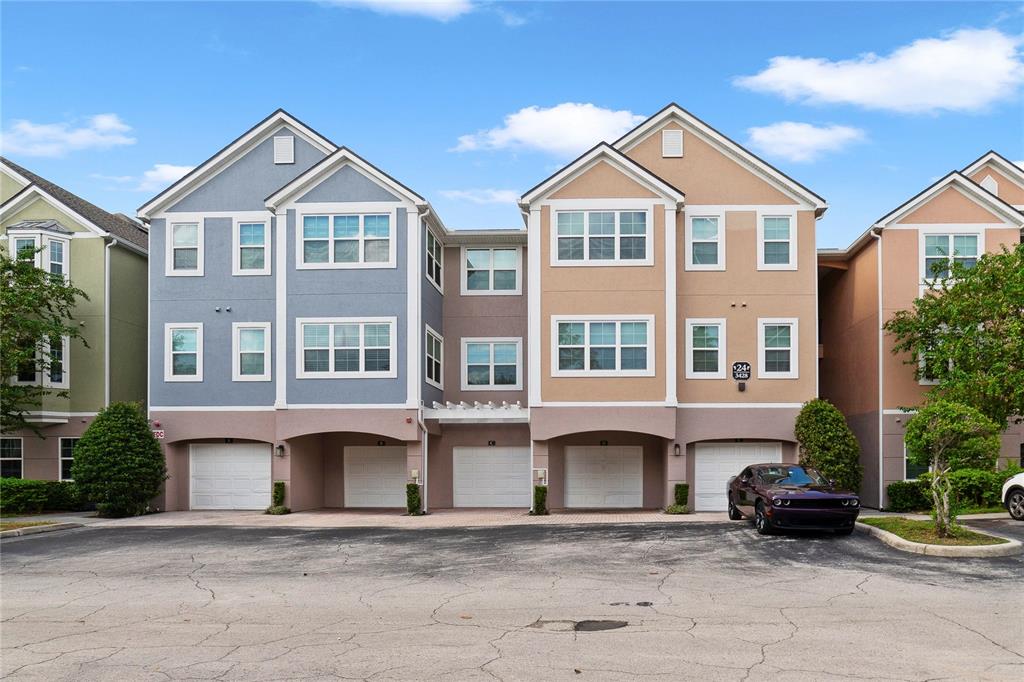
<box><xmin>274</xmin><ymin>444</ymin><xmax>285</xmax><ymax>458</ymax></box>
<box><xmin>673</xmin><ymin>444</ymin><xmax>681</xmax><ymax>457</ymax></box>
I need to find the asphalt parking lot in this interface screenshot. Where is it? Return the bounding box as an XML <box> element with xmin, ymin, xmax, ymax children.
<box><xmin>2</xmin><ymin>521</ymin><xmax>1022</xmax><ymax>681</ymax></box>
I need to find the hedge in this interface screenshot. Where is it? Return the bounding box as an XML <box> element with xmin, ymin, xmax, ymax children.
<box><xmin>531</xmin><ymin>485</ymin><xmax>548</xmax><ymax>515</ymax></box>
<box><xmin>406</xmin><ymin>482</ymin><xmax>423</xmax><ymax>515</ymax></box>
<box><xmin>885</xmin><ymin>465</ymin><xmax>1024</xmax><ymax>512</ymax></box>
<box><xmin>0</xmin><ymin>478</ymin><xmax>85</xmax><ymax>515</ymax></box>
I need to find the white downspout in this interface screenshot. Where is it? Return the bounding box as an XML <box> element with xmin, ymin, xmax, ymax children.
<box><xmin>871</xmin><ymin>228</ymin><xmax>884</xmax><ymax>508</ymax></box>
<box><xmin>418</xmin><ymin>411</ymin><xmax>429</xmax><ymax>514</ymax></box>
<box><xmin>104</xmin><ymin>238</ymin><xmax>118</xmax><ymax>407</ymax></box>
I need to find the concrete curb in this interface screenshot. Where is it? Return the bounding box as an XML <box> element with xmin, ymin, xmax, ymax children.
<box><xmin>0</xmin><ymin>522</ymin><xmax>83</xmax><ymax>539</ymax></box>
<box><xmin>855</xmin><ymin>521</ymin><xmax>1023</xmax><ymax>558</ymax></box>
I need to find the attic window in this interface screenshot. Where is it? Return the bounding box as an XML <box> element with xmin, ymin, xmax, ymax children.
<box><xmin>274</xmin><ymin>136</ymin><xmax>295</xmax><ymax>164</ymax></box>
<box><xmin>979</xmin><ymin>175</ymin><xmax>998</xmax><ymax>195</ymax></box>
<box><xmin>662</xmin><ymin>129</ymin><xmax>684</xmax><ymax>158</ymax></box>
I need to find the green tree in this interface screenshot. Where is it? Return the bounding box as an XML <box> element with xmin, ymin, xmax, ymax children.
<box><xmin>1</xmin><ymin>248</ymin><xmax>89</xmax><ymax>434</ymax></box>
<box><xmin>883</xmin><ymin>244</ymin><xmax>1024</xmax><ymax>426</ymax></box>
<box><xmin>904</xmin><ymin>400</ymin><xmax>1001</xmax><ymax>537</ymax></box>
<box><xmin>71</xmin><ymin>402</ymin><xmax>166</xmax><ymax>517</ymax></box>
<box><xmin>794</xmin><ymin>399</ymin><xmax>862</xmax><ymax>492</ymax></box>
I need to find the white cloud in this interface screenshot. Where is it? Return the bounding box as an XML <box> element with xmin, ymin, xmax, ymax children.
<box><xmin>454</xmin><ymin>103</ymin><xmax>645</xmax><ymax>157</ymax></box>
<box><xmin>323</xmin><ymin>0</ymin><xmax>474</xmax><ymax>21</ymax></box>
<box><xmin>136</xmin><ymin>164</ymin><xmax>194</xmax><ymax>192</ymax></box>
<box><xmin>746</xmin><ymin>122</ymin><xmax>865</xmax><ymax>163</ymax></box>
<box><xmin>439</xmin><ymin>188</ymin><xmax>519</xmax><ymax>204</ymax></box>
<box><xmin>0</xmin><ymin>113</ymin><xmax>136</xmax><ymax>157</ymax></box>
<box><xmin>735</xmin><ymin>28</ymin><xmax>1024</xmax><ymax>113</ymax></box>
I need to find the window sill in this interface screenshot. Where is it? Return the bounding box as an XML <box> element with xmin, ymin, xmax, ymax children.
<box><xmin>460</xmin><ymin>289</ymin><xmax>523</xmax><ymax>297</ymax></box>
<box><xmin>165</xmin><ymin>270</ymin><xmax>205</xmax><ymax>277</ymax></box>
<box><xmin>550</xmin><ymin>260</ymin><xmax>654</xmax><ymax>268</ymax></box>
<box><xmin>461</xmin><ymin>384</ymin><xmax>524</xmax><ymax>392</ymax></box>
<box><xmin>296</xmin><ymin>372</ymin><xmax>398</xmax><ymax>380</ymax></box>
<box><xmin>295</xmin><ymin>262</ymin><xmax>397</xmax><ymax>270</ymax></box>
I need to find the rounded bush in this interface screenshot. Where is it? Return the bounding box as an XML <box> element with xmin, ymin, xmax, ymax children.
<box><xmin>795</xmin><ymin>399</ymin><xmax>862</xmax><ymax>492</ymax></box>
<box><xmin>71</xmin><ymin>402</ymin><xmax>166</xmax><ymax>517</ymax></box>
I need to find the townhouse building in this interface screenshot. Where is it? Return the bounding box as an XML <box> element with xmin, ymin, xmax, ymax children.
<box><xmin>141</xmin><ymin>105</ymin><xmax>827</xmax><ymax>513</ymax></box>
<box><xmin>818</xmin><ymin>151</ymin><xmax>1024</xmax><ymax>509</ymax></box>
<box><xmin>1</xmin><ymin>158</ymin><xmax>148</xmax><ymax>480</ymax></box>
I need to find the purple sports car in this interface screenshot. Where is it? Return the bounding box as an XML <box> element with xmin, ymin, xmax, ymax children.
<box><xmin>727</xmin><ymin>464</ymin><xmax>860</xmax><ymax>536</ymax></box>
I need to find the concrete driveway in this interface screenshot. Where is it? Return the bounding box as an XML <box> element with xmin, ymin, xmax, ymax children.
<box><xmin>2</xmin><ymin>522</ymin><xmax>1022</xmax><ymax>681</ymax></box>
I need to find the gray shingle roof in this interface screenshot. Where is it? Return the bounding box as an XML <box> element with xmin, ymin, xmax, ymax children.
<box><xmin>1</xmin><ymin>157</ymin><xmax>148</xmax><ymax>249</ymax></box>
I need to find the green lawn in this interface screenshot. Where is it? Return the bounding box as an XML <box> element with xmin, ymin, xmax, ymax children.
<box><xmin>0</xmin><ymin>521</ymin><xmax>55</xmax><ymax>532</ymax></box>
<box><xmin>860</xmin><ymin>517</ymin><xmax>1008</xmax><ymax>546</ymax></box>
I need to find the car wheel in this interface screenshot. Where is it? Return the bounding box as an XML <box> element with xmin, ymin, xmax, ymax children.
<box><xmin>1007</xmin><ymin>489</ymin><xmax>1024</xmax><ymax>521</ymax></box>
<box><xmin>834</xmin><ymin>526</ymin><xmax>854</xmax><ymax>537</ymax></box>
<box><xmin>728</xmin><ymin>498</ymin><xmax>743</xmax><ymax>520</ymax></box>
<box><xmin>754</xmin><ymin>502</ymin><xmax>773</xmax><ymax>535</ymax></box>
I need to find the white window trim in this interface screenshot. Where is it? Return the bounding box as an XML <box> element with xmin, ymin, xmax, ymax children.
<box><xmin>295</xmin><ymin>316</ymin><xmax>398</xmax><ymax>379</ymax></box>
<box><xmin>294</xmin><ymin>204</ymin><xmax>399</xmax><ymax>270</ymax></box>
<box><xmin>917</xmin><ymin>227</ymin><xmax>984</xmax><ymax>285</ymax></box>
<box><xmin>549</xmin><ymin>204</ymin><xmax>654</xmax><ymax>267</ymax></box>
<box><xmin>460</xmin><ymin>337</ymin><xmax>523</xmax><ymax>391</ymax></box>
<box><xmin>550</xmin><ymin>314</ymin><xmax>656</xmax><ymax>378</ymax></box>
<box><xmin>232</xmin><ymin>219</ymin><xmax>271</xmax><ymax>276</ymax></box>
<box><xmin>756</xmin><ymin>209</ymin><xmax>798</xmax><ymax>271</ymax></box>
<box><xmin>757</xmin><ymin>317</ymin><xmax>799</xmax><ymax>380</ymax></box>
<box><xmin>44</xmin><ymin>335</ymin><xmax>70</xmax><ymax>389</ymax></box>
<box><xmin>684</xmin><ymin>318</ymin><xmax>726</xmax><ymax>380</ymax></box>
<box><xmin>661</xmin><ymin>129</ymin><xmax>684</xmax><ymax>158</ymax></box>
<box><xmin>164</xmin><ymin>323</ymin><xmax>204</xmax><ymax>382</ymax></box>
<box><xmin>47</xmin><ymin>237</ymin><xmax>70</xmax><ymax>279</ymax></box>
<box><xmin>684</xmin><ymin>211</ymin><xmax>726</xmax><ymax>271</ymax></box>
<box><xmin>59</xmin><ymin>437</ymin><xmax>78</xmax><ymax>481</ymax></box>
<box><xmin>8</xmin><ymin>233</ymin><xmax>42</xmax><ymax>268</ymax></box>
<box><xmin>165</xmin><ymin>218</ymin><xmax>205</xmax><ymax>277</ymax></box>
<box><xmin>232</xmin><ymin>322</ymin><xmax>272</xmax><ymax>382</ymax></box>
<box><xmin>425</xmin><ymin>229</ymin><xmax>444</xmax><ymax>294</ymax></box>
<box><xmin>1</xmin><ymin>437</ymin><xmax>24</xmax><ymax>479</ymax></box>
<box><xmin>460</xmin><ymin>246</ymin><xmax>523</xmax><ymax>296</ymax></box>
<box><xmin>425</xmin><ymin>324</ymin><xmax>443</xmax><ymax>390</ymax></box>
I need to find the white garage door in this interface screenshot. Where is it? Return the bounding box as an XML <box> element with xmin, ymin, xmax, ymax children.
<box><xmin>693</xmin><ymin>442</ymin><xmax>782</xmax><ymax>511</ymax></box>
<box><xmin>344</xmin><ymin>446</ymin><xmax>407</xmax><ymax>508</ymax></box>
<box><xmin>565</xmin><ymin>446</ymin><xmax>643</xmax><ymax>508</ymax></box>
<box><xmin>190</xmin><ymin>443</ymin><xmax>272</xmax><ymax>510</ymax></box>
<box><xmin>453</xmin><ymin>447</ymin><xmax>531</xmax><ymax>508</ymax></box>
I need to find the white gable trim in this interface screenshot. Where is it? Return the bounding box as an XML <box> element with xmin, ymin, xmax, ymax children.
<box><xmin>265</xmin><ymin>148</ymin><xmax>425</xmax><ymax>211</ymax></box>
<box><xmin>519</xmin><ymin>144</ymin><xmax>685</xmax><ymax>206</ymax></box>
<box><xmin>0</xmin><ymin>160</ymin><xmax>32</xmax><ymax>188</ymax></box>
<box><xmin>137</xmin><ymin>110</ymin><xmax>336</xmax><ymax>219</ymax></box>
<box><xmin>613</xmin><ymin>104</ymin><xmax>826</xmax><ymax>211</ymax></box>
<box><xmin>875</xmin><ymin>173</ymin><xmax>1023</xmax><ymax>228</ymax></box>
<box><xmin>961</xmin><ymin>152</ymin><xmax>1024</xmax><ymax>188</ymax></box>
<box><xmin>0</xmin><ymin>185</ymin><xmax>107</xmax><ymax>237</ymax></box>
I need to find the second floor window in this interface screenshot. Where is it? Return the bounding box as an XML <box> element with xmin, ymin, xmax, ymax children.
<box><xmin>463</xmin><ymin>338</ymin><xmax>522</xmax><ymax>390</ymax></box>
<box><xmin>168</xmin><ymin>222</ymin><xmax>203</xmax><ymax>275</ymax></box>
<box><xmin>685</xmin><ymin>319</ymin><xmax>725</xmax><ymax>379</ymax></box>
<box><xmin>48</xmin><ymin>336</ymin><xmax>68</xmax><ymax>388</ymax></box>
<box><xmin>425</xmin><ymin>327</ymin><xmax>443</xmax><ymax>389</ymax></box>
<box><xmin>758</xmin><ymin>318</ymin><xmax>798</xmax><ymax>379</ymax></box>
<box><xmin>165</xmin><ymin>323</ymin><xmax>203</xmax><ymax>381</ymax></box>
<box><xmin>233</xmin><ymin>323</ymin><xmax>271</xmax><ymax>381</ymax></box>
<box><xmin>234</xmin><ymin>221</ymin><xmax>269</xmax><ymax>275</ymax></box>
<box><xmin>924</xmin><ymin>234</ymin><xmax>977</xmax><ymax>279</ymax></box>
<box><xmin>464</xmin><ymin>247</ymin><xmax>520</xmax><ymax>294</ymax></box>
<box><xmin>301</xmin><ymin>214</ymin><xmax>392</xmax><ymax>267</ymax></box>
<box><xmin>297</xmin><ymin>319</ymin><xmax>396</xmax><ymax>378</ymax></box>
<box><xmin>426</xmin><ymin>230</ymin><xmax>443</xmax><ymax>290</ymax></box>
<box><xmin>555</xmin><ymin>211</ymin><xmax>648</xmax><ymax>264</ymax></box>
<box><xmin>554</xmin><ymin>317</ymin><xmax>653</xmax><ymax>376</ymax></box>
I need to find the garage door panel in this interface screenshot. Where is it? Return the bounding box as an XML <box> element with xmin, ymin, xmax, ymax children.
<box><xmin>190</xmin><ymin>443</ymin><xmax>272</xmax><ymax>510</ymax></box>
<box><xmin>565</xmin><ymin>446</ymin><xmax>643</xmax><ymax>508</ymax></box>
<box><xmin>693</xmin><ymin>443</ymin><xmax>782</xmax><ymax>511</ymax></box>
<box><xmin>453</xmin><ymin>447</ymin><xmax>531</xmax><ymax>507</ymax></box>
<box><xmin>344</xmin><ymin>447</ymin><xmax>407</xmax><ymax>508</ymax></box>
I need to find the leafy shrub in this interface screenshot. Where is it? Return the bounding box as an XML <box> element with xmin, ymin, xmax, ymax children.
<box><xmin>673</xmin><ymin>483</ymin><xmax>689</xmax><ymax>508</ymax></box>
<box><xmin>886</xmin><ymin>480</ymin><xmax>931</xmax><ymax>512</ymax></box>
<box><xmin>272</xmin><ymin>481</ymin><xmax>286</xmax><ymax>507</ymax></box>
<box><xmin>265</xmin><ymin>505</ymin><xmax>291</xmax><ymax>515</ymax></box>
<box><xmin>0</xmin><ymin>479</ymin><xmax>85</xmax><ymax>515</ymax></box>
<box><xmin>71</xmin><ymin>402</ymin><xmax>166</xmax><ymax>517</ymax></box>
<box><xmin>531</xmin><ymin>485</ymin><xmax>548</xmax><ymax>515</ymax></box>
<box><xmin>665</xmin><ymin>504</ymin><xmax>689</xmax><ymax>515</ymax></box>
<box><xmin>795</xmin><ymin>399</ymin><xmax>862</xmax><ymax>492</ymax></box>
<box><xmin>44</xmin><ymin>481</ymin><xmax>84</xmax><ymax>511</ymax></box>
<box><xmin>886</xmin><ymin>465</ymin><xmax>1024</xmax><ymax>512</ymax></box>
<box><xmin>406</xmin><ymin>482</ymin><xmax>423</xmax><ymax>515</ymax></box>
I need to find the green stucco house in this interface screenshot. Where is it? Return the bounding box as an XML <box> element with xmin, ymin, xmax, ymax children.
<box><xmin>1</xmin><ymin>157</ymin><xmax>148</xmax><ymax>481</ymax></box>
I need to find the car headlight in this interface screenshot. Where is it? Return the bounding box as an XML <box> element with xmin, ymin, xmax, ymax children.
<box><xmin>773</xmin><ymin>497</ymin><xmax>782</xmax><ymax>507</ymax></box>
<box><xmin>782</xmin><ymin>499</ymin><xmax>791</xmax><ymax>506</ymax></box>
<box><xmin>851</xmin><ymin>499</ymin><xmax>859</xmax><ymax>507</ymax></box>
<box><xmin>841</xmin><ymin>499</ymin><xmax>849</xmax><ymax>506</ymax></box>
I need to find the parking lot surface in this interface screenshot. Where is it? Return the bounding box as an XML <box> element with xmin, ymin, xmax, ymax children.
<box><xmin>2</xmin><ymin>522</ymin><xmax>1022</xmax><ymax>681</ymax></box>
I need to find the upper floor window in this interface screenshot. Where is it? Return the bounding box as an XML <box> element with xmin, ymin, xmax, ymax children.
<box><xmin>48</xmin><ymin>336</ymin><xmax>68</xmax><ymax>388</ymax></box>
<box><xmin>462</xmin><ymin>247</ymin><xmax>521</xmax><ymax>295</ymax></box>
<box><xmin>462</xmin><ymin>338</ymin><xmax>522</xmax><ymax>391</ymax></box>
<box><xmin>1</xmin><ymin>438</ymin><xmax>23</xmax><ymax>479</ymax></box>
<box><xmin>8</xmin><ymin>233</ymin><xmax>68</xmax><ymax>276</ymax></box>
<box><xmin>165</xmin><ymin>323</ymin><xmax>203</xmax><ymax>382</ymax></box>
<box><xmin>425</xmin><ymin>326</ymin><xmax>443</xmax><ymax>389</ymax></box>
<box><xmin>299</xmin><ymin>214</ymin><xmax>393</xmax><ymax>268</ymax></box>
<box><xmin>758</xmin><ymin>214</ymin><xmax>796</xmax><ymax>270</ymax></box>
<box><xmin>685</xmin><ymin>319</ymin><xmax>726</xmax><ymax>379</ymax></box>
<box><xmin>685</xmin><ymin>214</ymin><xmax>724</xmax><ymax>270</ymax></box>
<box><xmin>233</xmin><ymin>221</ymin><xmax>270</xmax><ymax>275</ymax></box>
<box><xmin>552</xmin><ymin>316</ymin><xmax>654</xmax><ymax>377</ymax></box>
<box><xmin>297</xmin><ymin>318</ymin><xmax>396</xmax><ymax>378</ymax></box>
<box><xmin>60</xmin><ymin>437</ymin><xmax>78</xmax><ymax>481</ymax></box>
<box><xmin>14</xmin><ymin>236</ymin><xmax>38</xmax><ymax>261</ymax></box>
<box><xmin>757</xmin><ymin>318</ymin><xmax>798</xmax><ymax>379</ymax></box>
<box><xmin>923</xmin><ymin>234</ymin><xmax>978</xmax><ymax>280</ymax></box>
<box><xmin>554</xmin><ymin>210</ymin><xmax>649</xmax><ymax>265</ymax></box>
<box><xmin>167</xmin><ymin>221</ymin><xmax>203</xmax><ymax>276</ymax></box>
<box><xmin>426</xmin><ymin>230</ymin><xmax>443</xmax><ymax>291</ymax></box>
<box><xmin>48</xmin><ymin>239</ymin><xmax>67</xmax><ymax>276</ymax></box>
<box><xmin>233</xmin><ymin>323</ymin><xmax>271</xmax><ymax>382</ymax></box>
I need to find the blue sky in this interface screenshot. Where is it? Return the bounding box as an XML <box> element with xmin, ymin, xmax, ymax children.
<box><xmin>1</xmin><ymin>1</ymin><xmax>1022</xmax><ymax>248</ymax></box>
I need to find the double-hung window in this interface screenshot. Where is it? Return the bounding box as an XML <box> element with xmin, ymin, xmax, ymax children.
<box><xmin>426</xmin><ymin>230</ymin><xmax>443</xmax><ymax>291</ymax></box>
<box><xmin>686</xmin><ymin>213</ymin><xmax>724</xmax><ymax>270</ymax></box>
<box><xmin>758</xmin><ymin>213</ymin><xmax>796</xmax><ymax>270</ymax></box>
<box><xmin>554</xmin><ymin>210</ymin><xmax>649</xmax><ymax>264</ymax></box>
<box><xmin>233</xmin><ymin>220</ymin><xmax>270</xmax><ymax>275</ymax></box>
<box><xmin>685</xmin><ymin>319</ymin><xmax>726</xmax><ymax>379</ymax></box>
<box><xmin>425</xmin><ymin>326</ymin><xmax>443</xmax><ymax>389</ymax></box>
<box><xmin>463</xmin><ymin>247</ymin><xmax>520</xmax><ymax>294</ymax></box>
<box><xmin>60</xmin><ymin>438</ymin><xmax>78</xmax><ymax>481</ymax></box>
<box><xmin>232</xmin><ymin>323</ymin><xmax>271</xmax><ymax>381</ymax></box>
<box><xmin>47</xmin><ymin>336</ymin><xmax>69</xmax><ymax>388</ymax></box>
<box><xmin>300</xmin><ymin>213</ymin><xmax>393</xmax><ymax>267</ymax></box>
<box><xmin>165</xmin><ymin>323</ymin><xmax>203</xmax><ymax>381</ymax></box>
<box><xmin>462</xmin><ymin>338</ymin><xmax>522</xmax><ymax>390</ymax></box>
<box><xmin>1</xmin><ymin>438</ymin><xmax>23</xmax><ymax>479</ymax></box>
<box><xmin>14</xmin><ymin>236</ymin><xmax>38</xmax><ymax>261</ymax></box>
<box><xmin>553</xmin><ymin>317</ymin><xmax>653</xmax><ymax>376</ymax></box>
<box><xmin>48</xmin><ymin>239</ymin><xmax>68</xmax><ymax>277</ymax></box>
<box><xmin>9</xmin><ymin>233</ymin><xmax>69</xmax><ymax>276</ymax></box>
<box><xmin>758</xmin><ymin>318</ymin><xmax>798</xmax><ymax>379</ymax></box>
<box><xmin>297</xmin><ymin>318</ymin><xmax>396</xmax><ymax>378</ymax></box>
<box><xmin>167</xmin><ymin>221</ymin><xmax>203</xmax><ymax>276</ymax></box>
<box><xmin>923</xmin><ymin>233</ymin><xmax>978</xmax><ymax>280</ymax></box>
